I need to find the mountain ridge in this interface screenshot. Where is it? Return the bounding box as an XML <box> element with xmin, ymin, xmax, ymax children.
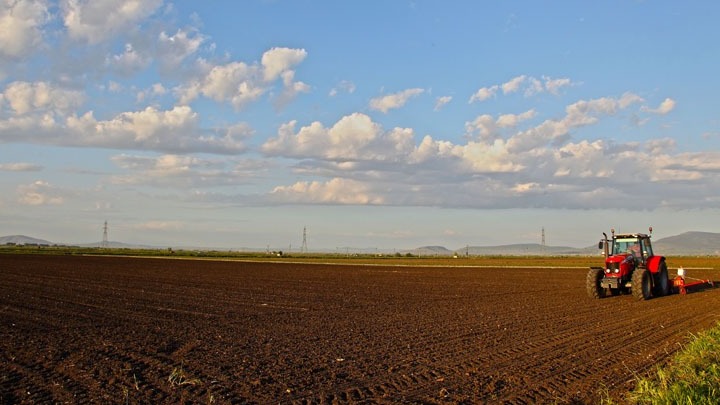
<box><xmin>2</xmin><ymin>231</ymin><xmax>719</xmax><ymax>255</ymax></box>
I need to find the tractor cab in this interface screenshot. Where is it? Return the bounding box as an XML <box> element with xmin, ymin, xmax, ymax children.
<box><xmin>605</xmin><ymin>233</ymin><xmax>653</xmax><ymax>268</ymax></box>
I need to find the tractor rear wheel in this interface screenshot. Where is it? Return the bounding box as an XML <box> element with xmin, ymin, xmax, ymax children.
<box><xmin>586</xmin><ymin>268</ymin><xmax>606</xmax><ymax>299</ymax></box>
<box><xmin>654</xmin><ymin>261</ymin><xmax>670</xmax><ymax>297</ymax></box>
<box><xmin>632</xmin><ymin>268</ymin><xmax>652</xmax><ymax>300</ymax></box>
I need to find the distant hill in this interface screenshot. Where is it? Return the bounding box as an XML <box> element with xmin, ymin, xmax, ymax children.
<box><xmin>0</xmin><ymin>234</ymin><xmax>158</xmax><ymax>249</ymax></box>
<box><xmin>73</xmin><ymin>241</ymin><xmax>159</xmax><ymax>249</ymax></box>
<box><xmin>410</xmin><ymin>243</ymin><xmax>589</xmax><ymax>256</ymax></box>
<box><xmin>653</xmin><ymin>232</ymin><xmax>720</xmax><ymax>255</ymax></box>
<box><xmin>3</xmin><ymin>231</ymin><xmax>720</xmax><ymax>255</ymax></box>
<box><xmin>408</xmin><ymin>231</ymin><xmax>720</xmax><ymax>256</ymax></box>
<box><xmin>411</xmin><ymin>246</ymin><xmax>454</xmax><ymax>256</ymax></box>
<box><xmin>0</xmin><ymin>235</ymin><xmax>53</xmax><ymax>245</ymax></box>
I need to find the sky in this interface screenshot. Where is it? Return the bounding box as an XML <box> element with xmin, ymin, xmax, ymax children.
<box><xmin>1</xmin><ymin>1</ymin><xmax>719</xmax><ymax>251</ymax></box>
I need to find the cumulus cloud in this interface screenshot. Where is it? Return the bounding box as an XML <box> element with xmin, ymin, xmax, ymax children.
<box><xmin>0</xmin><ymin>0</ymin><xmax>49</xmax><ymax>59</ymax></box>
<box><xmin>262</xmin><ymin>112</ymin><xmax>414</xmax><ymax>161</ymax></box>
<box><xmin>17</xmin><ymin>180</ymin><xmax>64</xmax><ymax>205</ymax></box>
<box><xmin>329</xmin><ymin>80</ymin><xmax>356</xmax><ymax>97</ymax></box>
<box><xmin>258</xmin><ymin>92</ymin><xmax>719</xmax><ymax>210</ymax></box>
<box><xmin>469</xmin><ymin>85</ymin><xmax>498</xmax><ymax>103</ymax></box>
<box><xmin>136</xmin><ymin>83</ymin><xmax>167</xmax><ymax>103</ymax></box>
<box><xmin>0</xmin><ymin>103</ymin><xmax>250</xmax><ymax>154</ymax></box>
<box><xmin>62</xmin><ymin>0</ymin><xmax>164</xmax><ymax>44</ymax></box>
<box><xmin>369</xmin><ymin>88</ymin><xmax>424</xmax><ymax>113</ymax></box>
<box><xmin>2</xmin><ymin>81</ymin><xmax>84</xmax><ymax>115</ymax></box>
<box><xmin>105</xmin><ymin>43</ymin><xmax>150</xmax><ymax>75</ymax></box>
<box><xmin>0</xmin><ymin>0</ymin><xmax>707</xmax><ymax>216</ymax></box>
<box><xmin>544</xmin><ymin>76</ymin><xmax>573</xmax><ymax>95</ymax></box>
<box><xmin>0</xmin><ymin>162</ymin><xmax>43</xmax><ymax>171</ymax></box>
<box><xmin>434</xmin><ymin>96</ymin><xmax>452</xmax><ymax>111</ymax></box>
<box><xmin>132</xmin><ymin>221</ymin><xmax>184</xmax><ymax>231</ymax></box>
<box><xmin>465</xmin><ymin>109</ymin><xmax>537</xmax><ymax>141</ymax></box>
<box><xmin>67</xmin><ymin>106</ymin><xmax>248</xmax><ymax>154</ymax></box>
<box><xmin>178</xmin><ymin>47</ymin><xmax>308</xmax><ymax>110</ymax></box>
<box><xmin>274</xmin><ymin>70</ymin><xmax>310</xmax><ymax>110</ymax></box>
<box><xmin>502</xmin><ymin>75</ymin><xmax>527</xmax><ymax>94</ymax></box>
<box><xmin>109</xmin><ymin>151</ymin><xmax>264</xmax><ymax>187</ymax></box>
<box><xmin>261</xmin><ymin>47</ymin><xmax>308</xmax><ymax>82</ymax></box>
<box><xmin>470</xmin><ymin>75</ymin><xmax>575</xmax><ymax>103</ymax></box>
<box><xmin>157</xmin><ymin>28</ymin><xmax>205</xmax><ymax>70</ymax></box>
<box><xmin>270</xmin><ymin>178</ymin><xmax>385</xmax><ymax>205</ymax></box>
<box><xmin>642</xmin><ymin>98</ymin><xmax>676</xmax><ymax>115</ymax></box>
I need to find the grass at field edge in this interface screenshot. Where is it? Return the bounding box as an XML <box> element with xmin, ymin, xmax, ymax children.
<box><xmin>600</xmin><ymin>322</ymin><xmax>720</xmax><ymax>404</ymax></box>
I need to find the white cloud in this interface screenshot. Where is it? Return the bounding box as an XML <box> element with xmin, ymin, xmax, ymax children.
<box><xmin>106</xmin><ymin>43</ymin><xmax>150</xmax><ymax>75</ymax></box>
<box><xmin>274</xmin><ymin>70</ymin><xmax>310</xmax><ymax>110</ymax></box>
<box><xmin>0</xmin><ymin>0</ymin><xmax>49</xmax><ymax>58</ymax></box>
<box><xmin>329</xmin><ymin>80</ymin><xmax>356</xmax><ymax>97</ymax></box>
<box><xmin>75</xmin><ymin>105</ymin><xmax>199</xmax><ymax>142</ymax></box>
<box><xmin>107</xmin><ymin>81</ymin><xmax>123</xmax><ymax>93</ymax></box>
<box><xmin>496</xmin><ymin>110</ymin><xmax>537</xmax><ymax>128</ymax></box>
<box><xmin>0</xmin><ymin>162</ymin><xmax>43</xmax><ymax>171</ymax></box>
<box><xmin>563</xmin><ymin>93</ymin><xmax>644</xmax><ymax>128</ymax></box>
<box><xmin>471</xmin><ymin>75</ymin><xmax>576</xmax><ymax>103</ymax></box>
<box><xmin>642</xmin><ymin>98</ymin><xmax>676</xmax><ymax>115</ymax></box>
<box><xmin>109</xmin><ymin>142</ymin><xmax>265</xmax><ymax>188</ymax></box>
<box><xmin>543</xmin><ymin>76</ymin><xmax>573</xmax><ymax>95</ymax></box>
<box><xmin>178</xmin><ymin>47</ymin><xmax>308</xmax><ymax>110</ymax></box>
<box><xmin>270</xmin><ymin>178</ymin><xmax>385</xmax><ymax>205</ymax></box>
<box><xmin>369</xmin><ymin>88</ymin><xmax>424</xmax><ymax>113</ymax></box>
<box><xmin>257</xmin><ymin>92</ymin><xmax>718</xmax><ymax>211</ymax></box>
<box><xmin>65</xmin><ymin>106</ymin><xmax>248</xmax><ymax>154</ymax></box>
<box><xmin>179</xmin><ymin>60</ymin><xmax>263</xmax><ymax>108</ymax></box>
<box><xmin>157</xmin><ymin>28</ymin><xmax>205</xmax><ymax>69</ymax></box>
<box><xmin>502</xmin><ymin>75</ymin><xmax>527</xmax><ymax>94</ymax></box>
<box><xmin>262</xmin><ymin>112</ymin><xmax>414</xmax><ymax>161</ymax></box>
<box><xmin>465</xmin><ymin>114</ymin><xmax>498</xmax><ymax>141</ymax></box>
<box><xmin>465</xmin><ymin>109</ymin><xmax>536</xmax><ymax>141</ymax></box>
<box><xmin>434</xmin><ymin>96</ymin><xmax>452</xmax><ymax>111</ymax></box>
<box><xmin>0</xmin><ymin>99</ymin><xmax>251</xmax><ymax>154</ymax></box>
<box><xmin>132</xmin><ymin>221</ymin><xmax>184</xmax><ymax>231</ymax></box>
<box><xmin>62</xmin><ymin>0</ymin><xmax>163</xmax><ymax>44</ymax></box>
<box><xmin>2</xmin><ymin>81</ymin><xmax>84</xmax><ymax>115</ymax></box>
<box><xmin>17</xmin><ymin>180</ymin><xmax>64</xmax><ymax>205</ymax></box>
<box><xmin>136</xmin><ymin>83</ymin><xmax>167</xmax><ymax>103</ymax></box>
<box><xmin>468</xmin><ymin>85</ymin><xmax>498</xmax><ymax>103</ymax></box>
<box><xmin>261</xmin><ymin>47</ymin><xmax>308</xmax><ymax>82</ymax></box>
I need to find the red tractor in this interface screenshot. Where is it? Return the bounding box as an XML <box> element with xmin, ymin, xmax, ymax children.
<box><xmin>586</xmin><ymin>227</ymin><xmax>670</xmax><ymax>300</ymax></box>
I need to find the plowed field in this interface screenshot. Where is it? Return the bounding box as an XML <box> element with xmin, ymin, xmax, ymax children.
<box><xmin>1</xmin><ymin>254</ymin><xmax>719</xmax><ymax>404</ymax></box>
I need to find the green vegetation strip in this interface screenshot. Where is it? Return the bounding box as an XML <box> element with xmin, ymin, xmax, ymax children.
<box><xmin>1</xmin><ymin>245</ymin><xmax>718</xmax><ymax>269</ymax></box>
<box><xmin>625</xmin><ymin>322</ymin><xmax>720</xmax><ymax>404</ymax></box>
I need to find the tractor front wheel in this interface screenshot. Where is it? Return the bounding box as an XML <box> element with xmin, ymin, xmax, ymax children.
<box><xmin>654</xmin><ymin>261</ymin><xmax>670</xmax><ymax>297</ymax></box>
<box><xmin>586</xmin><ymin>268</ymin><xmax>606</xmax><ymax>299</ymax></box>
<box><xmin>632</xmin><ymin>268</ymin><xmax>652</xmax><ymax>300</ymax></box>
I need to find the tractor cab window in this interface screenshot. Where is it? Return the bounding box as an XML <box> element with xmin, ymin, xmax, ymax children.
<box><xmin>641</xmin><ymin>238</ymin><xmax>653</xmax><ymax>257</ymax></box>
<box><xmin>613</xmin><ymin>238</ymin><xmax>641</xmax><ymax>259</ymax></box>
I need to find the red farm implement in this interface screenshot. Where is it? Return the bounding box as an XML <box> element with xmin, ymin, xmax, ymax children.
<box><xmin>672</xmin><ymin>267</ymin><xmax>714</xmax><ymax>295</ymax></box>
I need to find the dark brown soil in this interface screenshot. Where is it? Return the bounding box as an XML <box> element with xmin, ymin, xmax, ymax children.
<box><xmin>1</xmin><ymin>254</ymin><xmax>719</xmax><ymax>404</ymax></box>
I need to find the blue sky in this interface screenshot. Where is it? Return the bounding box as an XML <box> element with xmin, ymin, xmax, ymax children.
<box><xmin>1</xmin><ymin>1</ymin><xmax>719</xmax><ymax>250</ymax></box>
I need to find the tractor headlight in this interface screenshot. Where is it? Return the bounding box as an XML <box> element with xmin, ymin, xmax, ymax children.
<box><xmin>614</xmin><ymin>268</ymin><xmax>620</xmax><ymax>273</ymax></box>
<box><xmin>605</xmin><ymin>268</ymin><xmax>610</xmax><ymax>273</ymax></box>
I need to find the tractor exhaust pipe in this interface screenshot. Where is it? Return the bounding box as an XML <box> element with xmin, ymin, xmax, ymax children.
<box><xmin>602</xmin><ymin>232</ymin><xmax>609</xmax><ymax>257</ymax></box>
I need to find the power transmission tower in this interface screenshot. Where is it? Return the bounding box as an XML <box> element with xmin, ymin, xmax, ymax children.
<box><xmin>541</xmin><ymin>227</ymin><xmax>546</xmax><ymax>247</ymax></box>
<box><xmin>102</xmin><ymin>221</ymin><xmax>109</xmax><ymax>248</ymax></box>
<box><xmin>301</xmin><ymin>226</ymin><xmax>308</xmax><ymax>253</ymax></box>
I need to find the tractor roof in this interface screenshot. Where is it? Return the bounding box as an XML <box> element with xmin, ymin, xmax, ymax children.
<box><xmin>614</xmin><ymin>233</ymin><xmax>650</xmax><ymax>239</ymax></box>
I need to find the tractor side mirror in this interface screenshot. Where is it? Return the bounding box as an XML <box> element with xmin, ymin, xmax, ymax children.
<box><xmin>598</xmin><ymin>240</ymin><xmax>605</xmax><ymax>250</ymax></box>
